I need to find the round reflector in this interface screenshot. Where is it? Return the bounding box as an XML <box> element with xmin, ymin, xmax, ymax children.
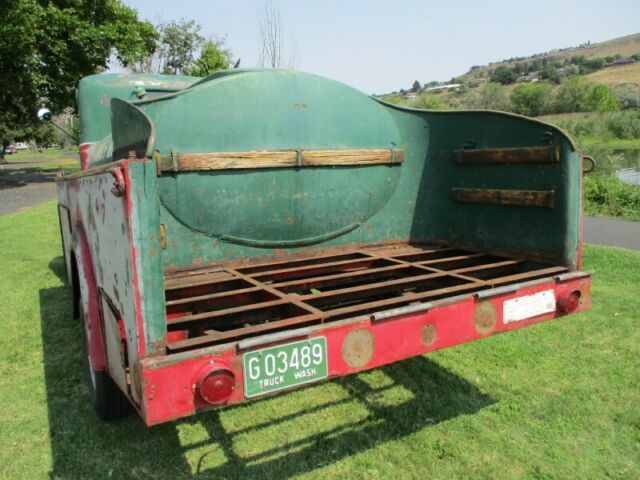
<box><xmin>557</xmin><ymin>290</ymin><xmax>581</xmax><ymax>314</ymax></box>
<box><xmin>198</xmin><ymin>368</ymin><xmax>235</xmax><ymax>405</ymax></box>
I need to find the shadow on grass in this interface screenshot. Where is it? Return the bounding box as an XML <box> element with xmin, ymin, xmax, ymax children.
<box><xmin>41</xmin><ymin>257</ymin><xmax>495</xmax><ymax>479</ymax></box>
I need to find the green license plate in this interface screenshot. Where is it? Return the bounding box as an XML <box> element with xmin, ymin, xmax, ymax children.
<box><xmin>243</xmin><ymin>337</ymin><xmax>328</xmax><ymax>398</ymax></box>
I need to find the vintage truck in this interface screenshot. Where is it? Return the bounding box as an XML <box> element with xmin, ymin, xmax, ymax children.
<box><xmin>53</xmin><ymin>69</ymin><xmax>591</xmax><ymax>426</ymax></box>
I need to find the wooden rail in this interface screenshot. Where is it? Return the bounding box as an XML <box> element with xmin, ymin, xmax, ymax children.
<box><xmin>454</xmin><ymin>145</ymin><xmax>560</xmax><ymax>164</ymax></box>
<box><xmin>156</xmin><ymin>148</ymin><xmax>404</xmax><ymax>173</ymax></box>
<box><xmin>451</xmin><ymin>188</ymin><xmax>556</xmax><ymax>208</ymax></box>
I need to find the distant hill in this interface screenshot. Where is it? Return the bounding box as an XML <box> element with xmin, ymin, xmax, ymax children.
<box><xmin>462</xmin><ymin>32</ymin><xmax>640</xmax><ymax>81</ymax></box>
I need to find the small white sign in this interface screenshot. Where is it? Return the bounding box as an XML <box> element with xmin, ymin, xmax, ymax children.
<box><xmin>503</xmin><ymin>289</ymin><xmax>556</xmax><ymax>323</ymax></box>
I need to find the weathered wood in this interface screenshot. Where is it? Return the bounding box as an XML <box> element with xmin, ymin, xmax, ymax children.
<box><xmin>157</xmin><ymin>148</ymin><xmax>404</xmax><ymax>172</ymax></box>
<box><xmin>301</xmin><ymin>149</ymin><xmax>404</xmax><ymax>166</ymax></box>
<box><xmin>451</xmin><ymin>188</ymin><xmax>556</xmax><ymax>208</ymax></box>
<box><xmin>454</xmin><ymin>145</ymin><xmax>560</xmax><ymax>164</ymax></box>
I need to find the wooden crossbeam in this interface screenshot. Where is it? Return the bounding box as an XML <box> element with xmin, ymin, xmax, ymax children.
<box><xmin>156</xmin><ymin>148</ymin><xmax>404</xmax><ymax>173</ymax></box>
<box><xmin>454</xmin><ymin>145</ymin><xmax>560</xmax><ymax>164</ymax></box>
<box><xmin>451</xmin><ymin>188</ymin><xmax>556</xmax><ymax>208</ymax></box>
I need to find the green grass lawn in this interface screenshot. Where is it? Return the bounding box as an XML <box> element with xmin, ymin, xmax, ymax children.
<box><xmin>1</xmin><ymin>149</ymin><xmax>81</xmax><ymax>176</ymax></box>
<box><xmin>0</xmin><ymin>203</ymin><xmax>638</xmax><ymax>479</ymax></box>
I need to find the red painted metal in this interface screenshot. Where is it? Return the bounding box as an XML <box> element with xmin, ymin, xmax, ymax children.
<box><xmin>139</xmin><ymin>276</ymin><xmax>590</xmax><ymax>426</ymax></box>
<box><xmin>79</xmin><ymin>142</ymin><xmax>93</xmax><ymax>170</ymax></box>
<box><xmin>72</xmin><ymin>227</ymin><xmax>107</xmax><ymax>371</ymax></box>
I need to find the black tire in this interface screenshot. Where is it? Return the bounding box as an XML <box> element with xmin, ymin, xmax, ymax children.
<box><xmin>80</xmin><ymin>300</ymin><xmax>131</xmax><ymax>420</ymax></box>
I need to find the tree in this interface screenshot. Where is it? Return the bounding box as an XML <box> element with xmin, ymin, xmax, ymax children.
<box><xmin>412</xmin><ymin>80</ymin><xmax>422</xmax><ymax>92</ymax></box>
<box><xmin>158</xmin><ymin>19</ymin><xmax>205</xmax><ymax>75</ymax></box>
<box><xmin>258</xmin><ymin>1</ymin><xmax>283</xmax><ymax>68</ymax></box>
<box><xmin>410</xmin><ymin>94</ymin><xmax>444</xmax><ymax>110</ymax></box>
<box><xmin>0</xmin><ymin>0</ymin><xmax>157</xmax><ymax>161</ymax></box>
<box><xmin>510</xmin><ymin>83</ymin><xmax>553</xmax><ymax>117</ymax></box>
<box><xmin>554</xmin><ymin>76</ymin><xmax>592</xmax><ymax>113</ymax></box>
<box><xmin>584</xmin><ymin>84</ymin><xmax>619</xmax><ymax>112</ymax></box>
<box><xmin>467</xmin><ymin>83</ymin><xmax>512</xmax><ymax>111</ymax></box>
<box><xmin>188</xmin><ymin>39</ymin><xmax>232</xmax><ymax>77</ymax></box>
<box><xmin>490</xmin><ymin>66</ymin><xmax>517</xmax><ymax>85</ymax></box>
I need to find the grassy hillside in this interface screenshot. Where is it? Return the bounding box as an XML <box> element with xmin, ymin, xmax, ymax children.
<box><xmin>586</xmin><ymin>62</ymin><xmax>640</xmax><ymax>85</ymax></box>
<box><xmin>465</xmin><ymin>32</ymin><xmax>640</xmax><ymax>80</ymax></box>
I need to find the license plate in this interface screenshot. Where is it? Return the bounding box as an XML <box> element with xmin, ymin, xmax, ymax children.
<box><xmin>243</xmin><ymin>337</ymin><xmax>328</xmax><ymax>398</ymax></box>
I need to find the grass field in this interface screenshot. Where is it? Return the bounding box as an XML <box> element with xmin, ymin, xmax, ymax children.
<box><xmin>1</xmin><ymin>149</ymin><xmax>81</xmax><ymax>176</ymax></box>
<box><xmin>0</xmin><ymin>203</ymin><xmax>639</xmax><ymax>479</ymax></box>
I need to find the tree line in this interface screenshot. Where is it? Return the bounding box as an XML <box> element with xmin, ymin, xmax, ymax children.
<box><xmin>0</xmin><ymin>0</ymin><xmax>294</xmax><ymax>161</ymax></box>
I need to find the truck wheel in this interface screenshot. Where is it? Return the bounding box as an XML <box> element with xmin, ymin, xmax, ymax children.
<box><xmin>80</xmin><ymin>300</ymin><xmax>131</xmax><ymax>420</ymax></box>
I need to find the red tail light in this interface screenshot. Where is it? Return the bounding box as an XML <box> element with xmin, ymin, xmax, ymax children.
<box><xmin>557</xmin><ymin>290</ymin><xmax>581</xmax><ymax>314</ymax></box>
<box><xmin>197</xmin><ymin>363</ymin><xmax>235</xmax><ymax>405</ymax></box>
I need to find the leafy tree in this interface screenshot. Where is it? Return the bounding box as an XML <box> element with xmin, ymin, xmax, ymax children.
<box><xmin>584</xmin><ymin>84</ymin><xmax>619</xmax><ymax>112</ymax></box>
<box><xmin>411</xmin><ymin>80</ymin><xmax>422</xmax><ymax>92</ymax></box>
<box><xmin>615</xmin><ymin>85</ymin><xmax>640</xmax><ymax>109</ymax></box>
<box><xmin>490</xmin><ymin>66</ymin><xmax>517</xmax><ymax>85</ymax></box>
<box><xmin>410</xmin><ymin>94</ymin><xmax>444</xmax><ymax>110</ymax></box>
<box><xmin>580</xmin><ymin>57</ymin><xmax>605</xmax><ymax>74</ymax></box>
<box><xmin>0</xmin><ymin>0</ymin><xmax>157</xmax><ymax>161</ymax></box>
<box><xmin>510</xmin><ymin>83</ymin><xmax>553</xmax><ymax>117</ymax></box>
<box><xmin>541</xmin><ymin>66</ymin><xmax>560</xmax><ymax>83</ymax></box>
<box><xmin>467</xmin><ymin>83</ymin><xmax>511</xmax><ymax>111</ymax></box>
<box><xmin>554</xmin><ymin>76</ymin><xmax>592</xmax><ymax>113</ymax></box>
<box><xmin>188</xmin><ymin>39</ymin><xmax>232</xmax><ymax>77</ymax></box>
<box><xmin>158</xmin><ymin>19</ymin><xmax>205</xmax><ymax>75</ymax></box>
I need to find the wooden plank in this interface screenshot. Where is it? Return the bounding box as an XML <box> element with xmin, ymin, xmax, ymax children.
<box><xmin>454</xmin><ymin>145</ymin><xmax>560</xmax><ymax>164</ymax></box>
<box><xmin>302</xmin><ymin>149</ymin><xmax>404</xmax><ymax>166</ymax></box>
<box><xmin>158</xmin><ymin>148</ymin><xmax>404</xmax><ymax>172</ymax></box>
<box><xmin>451</xmin><ymin>188</ymin><xmax>556</xmax><ymax>208</ymax></box>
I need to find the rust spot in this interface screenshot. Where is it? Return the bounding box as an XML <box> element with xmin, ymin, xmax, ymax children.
<box><xmin>429</xmin><ymin>155</ymin><xmax>440</xmax><ymax>164</ymax></box>
<box><xmin>285</xmin><ymin>218</ymin><xmax>295</xmax><ymax>225</ymax></box>
<box><xmin>421</xmin><ymin>323</ymin><xmax>436</xmax><ymax>346</ymax></box>
<box><xmin>293</xmin><ymin>102</ymin><xmax>309</xmax><ymax>109</ymax></box>
<box><xmin>341</xmin><ymin>328</ymin><xmax>374</xmax><ymax>369</ymax></box>
<box><xmin>474</xmin><ymin>301</ymin><xmax>497</xmax><ymax>334</ymax></box>
<box><xmin>160</xmin><ymin>224</ymin><xmax>167</xmax><ymax>249</ymax></box>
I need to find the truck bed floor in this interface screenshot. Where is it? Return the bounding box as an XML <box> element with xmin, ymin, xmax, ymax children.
<box><xmin>163</xmin><ymin>243</ymin><xmax>568</xmax><ymax>353</ymax></box>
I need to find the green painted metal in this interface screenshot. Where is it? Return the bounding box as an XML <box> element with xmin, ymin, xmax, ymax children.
<box><xmin>75</xmin><ymin>69</ymin><xmax>583</xmax><ymax>351</ymax></box>
<box><xmin>77</xmin><ymin>73</ymin><xmax>198</xmax><ymax>149</ymax></box>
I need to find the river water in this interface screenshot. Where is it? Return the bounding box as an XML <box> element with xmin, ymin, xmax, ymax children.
<box><xmin>583</xmin><ymin>147</ymin><xmax>640</xmax><ymax>185</ymax></box>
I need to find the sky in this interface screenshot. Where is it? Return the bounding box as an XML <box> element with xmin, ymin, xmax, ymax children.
<box><xmin>124</xmin><ymin>0</ymin><xmax>640</xmax><ymax>94</ymax></box>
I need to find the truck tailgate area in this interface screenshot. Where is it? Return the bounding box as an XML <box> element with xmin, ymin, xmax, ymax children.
<box><xmin>163</xmin><ymin>243</ymin><xmax>572</xmax><ymax>353</ymax></box>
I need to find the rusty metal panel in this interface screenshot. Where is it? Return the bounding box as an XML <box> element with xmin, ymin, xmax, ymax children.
<box><xmin>451</xmin><ymin>188</ymin><xmax>556</xmax><ymax>208</ymax></box>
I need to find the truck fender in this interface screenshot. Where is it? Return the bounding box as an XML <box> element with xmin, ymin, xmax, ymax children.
<box><xmin>71</xmin><ymin>227</ymin><xmax>107</xmax><ymax>372</ymax></box>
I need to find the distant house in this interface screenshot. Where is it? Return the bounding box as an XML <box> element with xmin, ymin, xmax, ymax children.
<box><xmin>424</xmin><ymin>83</ymin><xmax>462</xmax><ymax>92</ymax></box>
<box><xmin>517</xmin><ymin>74</ymin><xmax>540</xmax><ymax>83</ymax></box>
